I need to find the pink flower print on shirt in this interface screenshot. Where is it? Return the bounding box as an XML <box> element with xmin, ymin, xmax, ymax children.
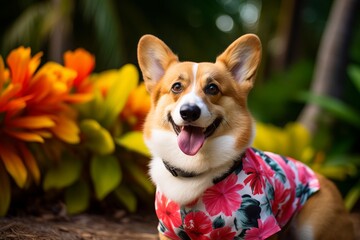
<box><xmin>245</xmin><ymin>217</ymin><xmax>281</xmax><ymax>240</ymax></box>
<box><xmin>273</xmin><ymin>155</ymin><xmax>297</xmax><ymax>190</ymax></box>
<box><xmin>210</xmin><ymin>226</ymin><xmax>236</xmax><ymax>240</ymax></box>
<box><xmin>184</xmin><ymin>211</ymin><xmax>212</xmax><ymax>240</ymax></box>
<box><xmin>293</xmin><ymin>159</ymin><xmax>319</xmax><ymax>189</ymax></box>
<box><xmin>163</xmin><ymin>228</ymin><xmax>181</xmax><ymax>240</ymax></box>
<box><xmin>271</xmin><ymin>179</ymin><xmax>295</xmax><ymax>227</ymax></box>
<box><xmin>243</xmin><ymin>150</ymin><xmax>268</xmax><ymax>195</ymax></box>
<box><xmin>155</xmin><ymin>192</ymin><xmax>182</xmax><ymax>233</ymax></box>
<box><xmin>203</xmin><ymin>173</ymin><xmax>244</xmax><ymax>216</ymax></box>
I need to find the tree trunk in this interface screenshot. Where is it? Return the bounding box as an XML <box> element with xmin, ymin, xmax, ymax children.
<box><xmin>298</xmin><ymin>0</ymin><xmax>359</xmax><ymax>133</ymax></box>
<box><xmin>271</xmin><ymin>0</ymin><xmax>303</xmax><ymax>71</ymax></box>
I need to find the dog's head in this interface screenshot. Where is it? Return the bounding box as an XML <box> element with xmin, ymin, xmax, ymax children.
<box><xmin>138</xmin><ymin>34</ymin><xmax>261</xmax><ymax>171</ymax></box>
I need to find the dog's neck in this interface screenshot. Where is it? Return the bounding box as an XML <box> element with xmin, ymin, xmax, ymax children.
<box><xmin>162</xmin><ymin>153</ymin><xmax>244</xmax><ymax>184</ymax></box>
<box><xmin>150</xmin><ymin>151</ymin><xmax>246</xmax><ymax>205</ymax></box>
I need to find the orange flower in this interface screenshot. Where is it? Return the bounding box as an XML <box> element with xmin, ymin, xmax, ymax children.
<box><xmin>121</xmin><ymin>83</ymin><xmax>151</xmax><ymax>131</ymax></box>
<box><xmin>0</xmin><ymin>47</ymin><xmax>93</xmax><ymax>188</ymax></box>
<box><xmin>7</xmin><ymin>46</ymin><xmax>42</xmax><ymax>91</ymax></box>
<box><xmin>64</xmin><ymin>48</ymin><xmax>94</xmax><ymax>102</ymax></box>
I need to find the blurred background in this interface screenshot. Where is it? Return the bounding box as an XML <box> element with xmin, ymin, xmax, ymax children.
<box><xmin>0</xmin><ymin>0</ymin><xmax>360</xmax><ymax>216</ymax></box>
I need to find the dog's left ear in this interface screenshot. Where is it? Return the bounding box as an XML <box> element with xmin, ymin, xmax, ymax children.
<box><xmin>216</xmin><ymin>34</ymin><xmax>261</xmax><ymax>89</ymax></box>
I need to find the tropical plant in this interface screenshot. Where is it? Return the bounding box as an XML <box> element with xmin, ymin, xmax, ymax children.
<box><xmin>254</xmin><ymin>121</ymin><xmax>358</xmax><ymax>177</ymax></box>
<box><xmin>2</xmin><ymin>0</ymin><xmax>124</xmax><ymax>70</ymax></box>
<box><xmin>0</xmin><ymin>46</ymin><xmax>153</xmax><ymax>216</ymax></box>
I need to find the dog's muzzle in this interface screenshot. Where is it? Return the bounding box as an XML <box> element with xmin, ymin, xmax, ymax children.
<box><xmin>168</xmin><ymin>112</ymin><xmax>222</xmax><ymax>156</ymax></box>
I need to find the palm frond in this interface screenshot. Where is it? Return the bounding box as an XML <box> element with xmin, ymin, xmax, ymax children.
<box><xmin>2</xmin><ymin>2</ymin><xmax>53</xmax><ymax>54</ymax></box>
<box><xmin>80</xmin><ymin>0</ymin><xmax>124</xmax><ymax>69</ymax></box>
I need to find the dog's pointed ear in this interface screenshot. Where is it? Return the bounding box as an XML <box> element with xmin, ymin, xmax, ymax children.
<box><xmin>216</xmin><ymin>34</ymin><xmax>261</xmax><ymax>88</ymax></box>
<box><xmin>137</xmin><ymin>35</ymin><xmax>179</xmax><ymax>92</ymax></box>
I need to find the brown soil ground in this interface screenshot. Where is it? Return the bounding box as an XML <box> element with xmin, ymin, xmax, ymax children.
<box><xmin>0</xmin><ymin>212</ymin><xmax>158</xmax><ymax>240</ymax></box>
<box><xmin>0</xmin><ymin>211</ymin><xmax>359</xmax><ymax>240</ymax></box>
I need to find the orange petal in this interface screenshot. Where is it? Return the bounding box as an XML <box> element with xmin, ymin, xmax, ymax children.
<box><xmin>130</xmin><ymin>83</ymin><xmax>151</xmax><ymax>115</ymax></box>
<box><xmin>4</xmin><ymin>129</ymin><xmax>44</xmax><ymax>142</ymax></box>
<box><xmin>18</xmin><ymin>143</ymin><xmax>40</xmax><ymax>184</ymax></box>
<box><xmin>6</xmin><ymin>47</ymin><xmax>42</xmax><ymax>87</ymax></box>
<box><xmin>28</xmin><ymin>52</ymin><xmax>42</xmax><ymax>77</ymax></box>
<box><xmin>121</xmin><ymin>83</ymin><xmax>151</xmax><ymax>122</ymax></box>
<box><xmin>0</xmin><ymin>142</ymin><xmax>28</xmax><ymax>188</ymax></box>
<box><xmin>32</xmin><ymin>130</ymin><xmax>53</xmax><ymax>138</ymax></box>
<box><xmin>9</xmin><ymin>116</ymin><xmax>55</xmax><ymax>129</ymax></box>
<box><xmin>56</xmin><ymin>103</ymin><xmax>78</xmax><ymax>119</ymax></box>
<box><xmin>0</xmin><ymin>98</ymin><xmax>26</xmax><ymax>113</ymax></box>
<box><xmin>51</xmin><ymin>116</ymin><xmax>80</xmax><ymax>144</ymax></box>
<box><xmin>26</xmin><ymin>74</ymin><xmax>52</xmax><ymax>103</ymax></box>
<box><xmin>7</xmin><ymin>47</ymin><xmax>30</xmax><ymax>85</ymax></box>
<box><xmin>0</xmin><ymin>84</ymin><xmax>21</xmax><ymax>109</ymax></box>
<box><xmin>64</xmin><ymin>93</ymin><xmax>93</xmax><ymax>103</ymax></box>
<box><xmin>33</xmin><ymin>62</ymin><xmax>77</xmax><ymax>93</ymax></box>
<box><xmin>64</xmin><ymin>48</ymin><xmax>95</xmax><ymax>87</ymax></box>
<box><xmin>1</xmin><ymin>94</ymin><xmax>32</xmax><ymax>117</ymax></box>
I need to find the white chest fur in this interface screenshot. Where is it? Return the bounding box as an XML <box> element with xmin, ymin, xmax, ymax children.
<box><xmin>146</xmin><ymin>129</ymin><xmax>246</xmax><ymax>205</ymax></box>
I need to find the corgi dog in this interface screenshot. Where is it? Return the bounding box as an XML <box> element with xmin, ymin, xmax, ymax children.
<box><xmin>138</xmin><ymin>34</ymin><xmax>354</xmax><ymax>240</ymax></box>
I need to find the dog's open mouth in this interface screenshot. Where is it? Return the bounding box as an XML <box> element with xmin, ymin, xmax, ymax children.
<box><xmin>168</xmin><ymin>114</ymin><xmax>222</xmax><ymax>156</ymax></box>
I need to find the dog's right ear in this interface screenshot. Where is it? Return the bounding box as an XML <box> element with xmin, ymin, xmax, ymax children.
<box><xmin>137</xmin><ymin>35</ymin><xmax>179</xmax><ymax>93</ymax></box>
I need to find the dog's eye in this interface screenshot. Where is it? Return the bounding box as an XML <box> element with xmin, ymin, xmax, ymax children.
<box><xmin>171</xmin><ymin>82</ymin><xmax>183</xmax><ymax>94</ymax></box>
<box><xmin>205</xmin><ymin>83</ymin><xmax>220</xmax><ymax>95</ymax></box>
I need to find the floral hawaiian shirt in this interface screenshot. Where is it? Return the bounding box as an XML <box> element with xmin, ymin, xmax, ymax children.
<box><xmin>155</xmin><ymin>148</ymin><xmax>320</xmax><ymax>240</ymax></box>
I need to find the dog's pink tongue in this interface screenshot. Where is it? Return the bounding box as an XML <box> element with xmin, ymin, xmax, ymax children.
<box><xmin>177</xmin><ymin>126</ymin><xmax>205</xmax><ymax>156</ymax></box>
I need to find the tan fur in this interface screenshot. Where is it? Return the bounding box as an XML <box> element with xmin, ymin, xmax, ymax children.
<box><xmin>138</xmin><ymin>34</ymin><xmax>355</xmax><ymax>240</ymax></box>
<box><xmin>280</xmin><ymin>174</ymin><xmax>354</xmax><ymax>240</ymax></box>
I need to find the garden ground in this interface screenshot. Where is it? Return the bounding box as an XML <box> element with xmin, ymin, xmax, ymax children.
<box><xmin>0</xmin><ymin>210</ymin><xmax>359</xmax><ymax>239</ymax></box>
<box><xmin>0</xmin><ymin>212</ymin><xmax>158</xmax><ymax>240</ymax></box>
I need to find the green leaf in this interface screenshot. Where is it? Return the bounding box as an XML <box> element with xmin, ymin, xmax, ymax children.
<box><xmin>348</xmin><ymin>64</ymin><xmax>360</xmax><ymax>93</ymax></box>
<box><xmin>80</xmin><ymin>119</ymin><xmax>115</xmax><ymax>155</ymax></box>
<box><xmin>249</xmin><ymin>61</ymin><xmax>313</xmax><ymax>122</ymax></box>
<box><xmin>65</xmin><ymin>180</ymin><xmax>90</xmax><ymax>214</ymax></box>
<box><xmin>345</xmin><ymin>180</ymin><xmax>360</xmax><ymax>211</ymax></box>
<box><xmin>102</xmin><ymin>64</ymin><xmax>138</xmax><ymax>128</ymax></box>
<box><xmin>114</xmin><ymin>184</ymin><xmax>137</xmax><ymax>212</ymax></box>
<box><xmin>90</xmin><ymin>155</ymin><xmax>122</xmax><ymax>200</ymax></box>
<box><xmin>212</xmin><ymin>215</ymin><xmax>225</xmax><ymax>229</ymax></box>
<box><xmin>2</xmin><ymin>2</ymin><xmax>52</xmax><ymax>51</ymax></box>
<box><xmin>115</xmin><ymin>131</ymin><xmax>150</xmax><ymax>156</ymax></box>
<box><xmin>315</xmin><ymin>164</ymin><xmax>355</xmax><ymax>181</ymax></box>
<box><xmin>124</xmin><ymin>160</ymin><xmax>154</xmax><ymax>194</ymax></box>
<box><xmin>90</xmin><ymin>88</ymin><xmax>109</xmax><ymax>122</ymax></box>
<box><xmin>75</xmin><ymin>89</ymin><xmax>104</xmax><ymax>121</ymax></box>
<box><xmin>297</xmin><ymin>92</ymin><xmax>360</xmax><ymax>128</ymax></box>
<box><xmin>43</xmin><ymin>153</ymin><xmax>82</xmax><ymax>191</ymax></box>
<box><xmin>0</xmin><ymin>164</ymin><xmax>11</xmax><ymax>216</ymax></box>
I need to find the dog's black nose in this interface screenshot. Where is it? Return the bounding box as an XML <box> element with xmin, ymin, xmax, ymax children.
<box><xmin>180</xmin><ymin>104</ymin><xmax>201</xmax><ymax>122</ymax></box>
